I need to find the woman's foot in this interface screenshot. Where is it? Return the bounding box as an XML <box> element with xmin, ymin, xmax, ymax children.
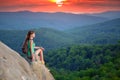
<box><xmin>42</xmin><ymin>60</ymin><xmax>45</xmax><ymax>64</ymax></box>
<box><xmin>31</xmin><ymin>61</ymin><xmax>37</xmax><ymax>65</ymax></box>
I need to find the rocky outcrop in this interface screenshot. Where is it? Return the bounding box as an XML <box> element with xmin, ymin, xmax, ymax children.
<box><xmin>32</xmin><ymin>61</ymin><xmax>54</xmax><ymax>80</ymax></box>
<box><xmin>0</xmin><ymin>41</ymin><xmax>55</xmax><ymax>80</ymax></box>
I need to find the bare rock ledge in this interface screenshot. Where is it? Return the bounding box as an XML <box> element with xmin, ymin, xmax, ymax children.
<box><xmin>0</xmin><ymin>41</ymin><xmax>55</xmax><ymax>80</ymax></box>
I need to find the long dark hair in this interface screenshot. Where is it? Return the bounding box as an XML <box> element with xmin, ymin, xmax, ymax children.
<box><xmin>22</xmin><ymin>30</ymin><xmax>35</xmax><ymax>48</ymax></box>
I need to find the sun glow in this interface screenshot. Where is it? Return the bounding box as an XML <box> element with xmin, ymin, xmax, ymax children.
<box><xmin>50</xmin><ymin>0</ymin><xmax>67</xmax><ymax>7</ymax></box>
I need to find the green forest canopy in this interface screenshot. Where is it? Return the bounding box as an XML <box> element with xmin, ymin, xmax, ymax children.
<box><xmin>45</xmin><ymin>41</ymin><xmax>120</xmax><ymax>80</ymax></box>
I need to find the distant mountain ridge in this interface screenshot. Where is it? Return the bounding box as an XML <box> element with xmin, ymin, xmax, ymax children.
<box><xmin>67</xmin><ymin>18</ymin><xmax>120</xmax><ymax>44</ymax></box>
<box><xmin>0</xmin><ymin>11</ymin><xmax>111</xmax><ymax>30</ymax></box>
<box><xmin>91</xmin><ymin>11</ymin><xmax>120</xmax><ymax>19</ymax></box>
<box><xmin>0</xmin><ymin>18</ymin><xmax>120</xmax><ymax>53</ymax></box>
<box><xmin>0</xmin><ymin>11</ymin><xmax>120</xmax><ymax>53</ymax></box>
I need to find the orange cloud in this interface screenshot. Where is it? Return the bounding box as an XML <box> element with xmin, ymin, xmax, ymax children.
<box><xmin>0</xmin><ymin>0</ymin><xmax>120</xmax><ymax>13</ymax></box>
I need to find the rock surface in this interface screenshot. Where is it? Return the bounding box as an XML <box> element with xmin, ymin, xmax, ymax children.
<box><xmin>32</xmin><ymin>61</ymin><xmax>54</xmax><ymax>80</ymax></box>
<box><xmin>0</xmin><ymin>41</ymin><xmax>55</xmax><ymax>80</ymax></box>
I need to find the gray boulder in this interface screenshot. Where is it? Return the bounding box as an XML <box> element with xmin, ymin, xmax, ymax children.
<box><xmin>0</xmin><ymin>41</ymin><xmax>55</xmax><ymax>80</ymax></box>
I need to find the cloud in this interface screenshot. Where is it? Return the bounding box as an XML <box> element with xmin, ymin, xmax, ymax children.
<box><xmin>0</xmin><ymin>0</ymin><xmax>55</xmax><ymax>11</ymax></box>
<box><xmin>0</xmin><ymin>0</ymin><xmax>53</xmax><ymax>7</ymax></box>
<box><xmin>62</xmin><ymin>0</ymin><xmax>120</xmax><ymax>13</ymax></box>
<box><xmin>0</xmin><ymin>0</ymin><xmax>120</xmax><ymax>13</ymax></box>
<box><xmin>66</xmin><ymin>0</ymin><xmax>120</xmax><ymax>7</ymax></box>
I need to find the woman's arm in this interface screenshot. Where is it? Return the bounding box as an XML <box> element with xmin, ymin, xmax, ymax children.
<box><xmin>35</xmin><ymin>46</ymin><xmax>45</xmax><ymax>51</ymax></box>
<box><xmin>34</xmin><ymin>46</ymin><xmax>40</xmax><ymax>49</ymax></box>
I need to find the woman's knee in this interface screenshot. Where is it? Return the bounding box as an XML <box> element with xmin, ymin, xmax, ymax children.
<box><xmin>35</xmin><ymin>48</ymin><xmax>42</xmax><ymax>54</ymax></box>
<box><xmin>38</xmin><ymin>48</ymin><xmax>43</xmax><ymax>52</ymax></box>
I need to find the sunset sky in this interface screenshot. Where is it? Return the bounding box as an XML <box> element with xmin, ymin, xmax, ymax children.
<box><xmin>0</xmin><ymin>0</ymin><xmax>120</xmax><ymax>13</ymax></box>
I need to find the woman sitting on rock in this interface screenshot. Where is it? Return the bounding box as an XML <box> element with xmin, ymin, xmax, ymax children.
<box><xmin>22</xmin><ymin>30</ymin><xmax>45</xmax><ymax>64</ymax></box>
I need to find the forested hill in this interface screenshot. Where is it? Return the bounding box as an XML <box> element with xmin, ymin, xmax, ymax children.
<box><xmin>0</xmin><ymin>11</ymin><xmax>120</xmax><ymax>80</ymax></box>
<box><xmin>0</xmin><ymin>28</ymin><xmax>74</xmax><ymax>53</ymax></box>
<box><xmin>0</xmin><ymin>11</ymin><xmax>108</xmax><ymax>30</ymax></box>
<box><xmin>45</xmin><ymin>42</ymin><xmax>120</xmax><ymax>80</ymax></box>
<box><xmin>66</xmin><ymin>18</ymin><xmax>120</xmax><ymax>44</ymax></box>
<box><xmin>0</xmin><ymin>18</ymin><xmax>120</xmax><ymax>53</ymax></box>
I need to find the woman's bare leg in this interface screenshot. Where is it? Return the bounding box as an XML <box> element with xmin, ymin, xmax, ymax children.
<box><xmin>39</xmin><ymin>49</ymin><xmax>44</xmax><ymax>61</ymax></box>
<box><xmin>35</xmin><ymin>49</ymin><xmax>44</xmax><ymax>64</ymax></box>
<box><xmin>35</xmin><ymin>49</ymin><xmax>40</xmax><ymax>61</ymax></box>
<box><xmin>35</xmin><ymin>53</ymin><xmax>39</xmax><ymax>61</ymax></box>
<box><xmin>40</xmin><ymin>49</ymin><xmax>45</xmax><ymax>64</ymax></box>
<box><xmin>32</xmin><ymin>53</ymin><xmax>35</xmax><ymax>62</ymax></box>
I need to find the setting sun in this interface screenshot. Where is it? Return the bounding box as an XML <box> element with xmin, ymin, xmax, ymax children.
<box><xmin>50</xmin><ymin>0</ymin><xmax>67</xmax><ymax>7</ymax></box>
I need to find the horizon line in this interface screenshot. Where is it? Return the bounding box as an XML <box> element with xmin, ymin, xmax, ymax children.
<box><xmin>0</xmin><ymin>10</ymin><xmax>120</xmax><ymax>14</ymax></box>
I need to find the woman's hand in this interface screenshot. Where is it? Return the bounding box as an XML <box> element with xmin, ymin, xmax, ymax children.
<box><xmin>40</xmin><ymin>47</ymin><xmax>45</xmax><ymax>51</ymax></box>
<box><xmin>35</xmin><ymin>46</ymin><xmax>45</xmax><ymax>51</ymax></box>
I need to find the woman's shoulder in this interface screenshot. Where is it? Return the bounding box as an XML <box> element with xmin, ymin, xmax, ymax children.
<box><xmin>29</xmin><ymin>39</ymin><xmax>34</xmax><ymax>43</ymax></box>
